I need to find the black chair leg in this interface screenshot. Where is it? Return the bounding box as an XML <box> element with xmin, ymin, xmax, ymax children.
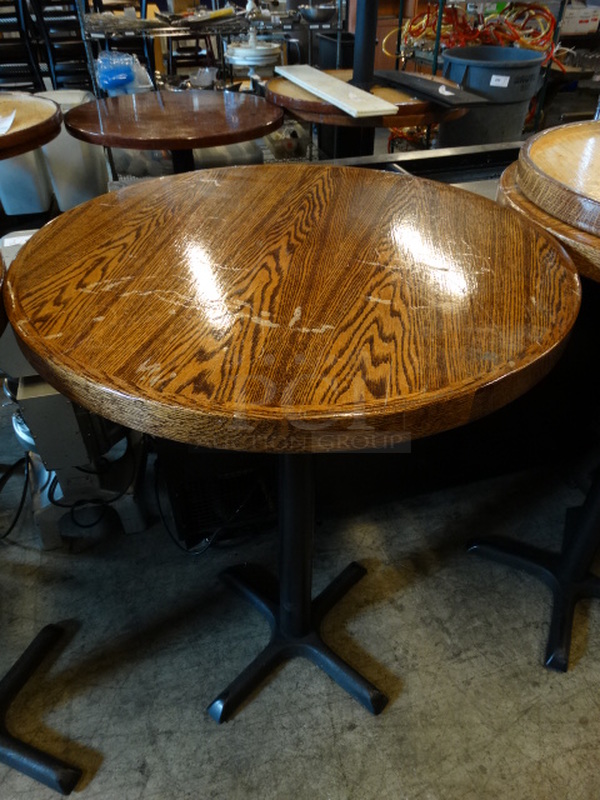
<box><xmin>0</xmin><ymin>624</ymin><xmax>81</xmax><ymax>794</ymax></box>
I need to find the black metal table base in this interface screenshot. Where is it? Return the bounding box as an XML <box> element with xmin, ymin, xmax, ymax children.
<box><xmin>171</xmin><ymin>149</ymin><xmax>195</xmax><ymax>174</ymax></box>
<box><xmin>0</xmin><ymin>624</ymin><xmax>81</xmax><ymax>794</ymax></box>
<box><xmin>468</xmin><ymin>470</ymin><xmax>600</xmax><ymax>672</ymax></box>
<box><xmin>207</xmin><ymin>453</ymin><xmax>388</xmax><ymax>723</ymax></box>
<box><xmin>207</xmin><ymin>562</ymin><xmax>387</xmax><ymax>723</ymax></box>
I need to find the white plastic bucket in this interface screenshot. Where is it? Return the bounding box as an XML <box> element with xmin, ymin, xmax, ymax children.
<box><xmin>0</xmin><ymin>149</ymin><xmax>53</xmax><ymax>216</ymax></box>
<box><xmin>36</xmin><ymin>89</ymin><xmax>109</xmax><ymax>211</ymax></box>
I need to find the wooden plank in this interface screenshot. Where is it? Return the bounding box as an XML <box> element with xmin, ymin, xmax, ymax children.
<box><xmin>266</xmin><ymin>69</ymin><xmax>427</xmax><ymax>115</ymax></box>
<box><xmin>274</xmin><ymin>64</ymin><xmax>398</xmax><ymax>118</ymax></box>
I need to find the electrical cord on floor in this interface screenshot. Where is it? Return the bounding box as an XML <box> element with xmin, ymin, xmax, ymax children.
<box><xmin>45</xmin><ymin>435</ymin><xmax>139</xmax><ymax>529</ymax></box>
<box><xmin>0</xmin><ymin>455</ymin><xmax>30</xmax><ymax>541</ymax></box>
<box><xmin>154</xmin><ymin>458</ymin><xmax>264</xmax><ymax>556</ymax></box>
<box><xmin>47</xmin><ymin>474</ymin><xmax>107</xmax><ymax>529</ymax></box>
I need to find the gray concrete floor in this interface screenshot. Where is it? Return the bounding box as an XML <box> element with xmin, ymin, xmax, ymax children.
<box><xmin>2</xmin><ymin>278</ymin><xmax>600</xmax><ymax>799</ymax></box>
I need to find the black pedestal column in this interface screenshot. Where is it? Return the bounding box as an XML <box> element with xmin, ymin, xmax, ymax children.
<box><xmin>318</xmin><ymin>0</ymin><xmax>379</xmax><ymax>158</ymax></box>
<box><xmin>351</xmin><ymin>0</ymin><xmax>379</xmax><ymax>89</ymax></box>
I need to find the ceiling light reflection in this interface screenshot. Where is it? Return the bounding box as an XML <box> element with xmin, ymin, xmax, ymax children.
<box><xmin>575</xmin><ymin>138</ymin><xmax>600</xmax><ymax>195</ymax></box>
<box><xmin>392</xmin><ymin>223</ymin><xmax>470</xmax><ymax>300</ymax></box>
<box><xmin>184</xmin><ymin>243</ymin><xmax>232</xmax><ymax>331</ymax></box>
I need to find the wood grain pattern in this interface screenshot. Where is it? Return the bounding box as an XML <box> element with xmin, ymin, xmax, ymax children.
<box><xmin>498</xmin><ymin>162</ymin><xmax>600</xmax><ymax>282</ymax></box>
<box><xmin>0</xmin><ymin>93</ymin><xmax>62</xmax><ymax>160</ymax></box>
<box><xmin>265</xmin><ymin>69</ymin><xmax>466</xmax><ymax>128</ymax></box>
<box><xmin>64</xmin><ymin>90</ymin><xmax>284</xmax><ymax>151</ymax></box>
<box><xmin>3</xmin><ymin>165</ymin><xmax>581</xmax><ymax>453</ymax></box>
<box><xmin>518</xmin><ymin>120</ymin><xmax>600</xmax><ymax>237</ymax></box>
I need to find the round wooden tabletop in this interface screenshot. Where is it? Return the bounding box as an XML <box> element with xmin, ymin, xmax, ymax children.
<box><xmin>498</xmin><ymin>161</ymin><xmax>600</xmax><ymax>283</ymax></box>
<box><xmin>517</xmin><ymin>120</ymin><xmax>600</xmax><ymax>238</ymax></box>
<box><xmin>0</xmin><ymin>92</ymin><xmax>62</xmax><ymax>160</ymax></box>
<box><xmin>3</xmin><ymin>165</ymin><xmax>580</xmax><ymax>453</ymax></box>
<box><xmin>64</xmin><ymin>90</ymin><xmax>285</xmax><ymax>151</ymax></box>
<box><xmin>265</xmin><ymin>69</ymin><xmax>465</xmax><ymax>128</ymax></box>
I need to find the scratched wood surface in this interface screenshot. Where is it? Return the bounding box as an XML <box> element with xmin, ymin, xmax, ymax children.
<box><xmin>64</xmin><ymin>90</ymin><xmax>284</xmax><ymax>151</ymax></box>
<box><xmin>517</xmin><ymin>120</ymin><xmax>600</xmax><ymax>238</ymax></box>
<box><xmin>3</xmin><ymin>165</ymin><xmax>581</xmax><ymax>453</ymax></box>
<box><xmin>0</xmin><ymin>93</ymin><xmax>62</xmax><ymax>160</ymax></box>
<box><xmin>499</xmin><ymin>162</ymin><xmax>600</xmax><ymax>283</ymax></box>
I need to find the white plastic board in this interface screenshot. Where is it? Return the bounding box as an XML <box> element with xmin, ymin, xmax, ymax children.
<box><xmin>274</xmin><ymin>64</ymin><xmax>399</xmax><ymax>118</ymax></box>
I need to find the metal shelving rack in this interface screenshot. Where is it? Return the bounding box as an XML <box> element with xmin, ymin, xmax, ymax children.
<box><xmin>393</xmin><ymin>0</ymin><xmax>570</xmax><ymax>129</ymax></box>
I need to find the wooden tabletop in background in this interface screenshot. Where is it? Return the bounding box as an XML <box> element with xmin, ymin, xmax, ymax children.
<box><xmin>498</xmin><ymin>161</ymin><xmax>600</xmax><ymax>283</ymax></box>
<box><xmin>64</xmin><ymin>90</ymin><xmax>285</xmax><ymax>151</ymax></box>
<box><xmin>0</xmin><ymin>93</ymin><xmax>62</xmax><ymax>160</ymax></box>
<box><xmin>266</xmin><ymin>69</ymin><xmax>466</xmax><ymax>128</ymax></box>
<box><xmin>517</xmin><ymin>120</ymin><xmax>600</xmax><ymax>238</ymax></box>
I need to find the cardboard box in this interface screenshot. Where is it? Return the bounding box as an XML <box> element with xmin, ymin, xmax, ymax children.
<box><xmin>561</xmin><ymin>5</ymin><xmax>600</xmax><ymax>35</ymax></box>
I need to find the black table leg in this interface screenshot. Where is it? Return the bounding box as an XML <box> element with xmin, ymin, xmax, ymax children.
<box><xmin>207</xmin><ymin>453</ymin><xmax>388</xmax><ymax>723</ymax></box>
<box><xmin>468</xmin><ymin>470</ymin><xmax>600</xmax><ymax>671</ymax></box>
<box><xmin>170</xmin><ymin>149</ymin><xmax>195</xmax><ymax>174</ymax></box>
<box><xmin>0</xmin><ymin>624</ymin><xmax>81</xmax><ymax>794</ymax></box>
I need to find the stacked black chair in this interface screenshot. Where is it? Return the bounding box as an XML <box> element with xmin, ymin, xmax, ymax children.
<box><xmin>0</xmin><ymin>0</ymin><xmax>46</xmax><ymax>93</ymax></box>
<box><xmin>28</xmin><ymin>0</ymin><xmax>96</xmax><ymax>92</ymax></box>
<box><xmin>166</xmin><ymin>31</ymin><xmax>215</xmax><ymax>77</ymax></box>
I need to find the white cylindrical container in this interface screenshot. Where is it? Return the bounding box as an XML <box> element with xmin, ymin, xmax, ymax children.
<box><xmin>0</xmin><ymin>149</ymin><xmax>53</xmax><ymax>216</ymax></box>
<box><xmin>36</xmin><ymin>89</ymin><xmax>109</xmax><ymax>211</ymax></box>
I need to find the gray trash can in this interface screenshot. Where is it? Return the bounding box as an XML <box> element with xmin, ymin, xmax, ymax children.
<box><xmin>438</xmin><ymin>45</ymin><xmax>544</xmax><ymax>146</ymax></box>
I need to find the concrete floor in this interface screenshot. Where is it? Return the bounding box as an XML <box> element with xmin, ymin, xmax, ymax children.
<box><xmin>2</xmin><ymin>268</ymin><xmax>600</xmax><ymax>799</ymax></box>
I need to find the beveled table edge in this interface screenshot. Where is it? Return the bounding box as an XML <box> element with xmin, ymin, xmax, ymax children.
<box><xmin>0</xmin><ymin>94</ymin><xmax>62</xmax><ymax>160</ymax></box>
<box><xmin>517</xmin><ymin>121</ymin><xmax>600</xmax><ymax>238</ymax></box>
<box><xmin>499</xmin><ymin>161</ymin><xmax>600</xmax><ymax>283</ymax></box>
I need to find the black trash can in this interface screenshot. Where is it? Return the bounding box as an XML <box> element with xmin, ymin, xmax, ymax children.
<box><xmin>317</xmin><ymin>32</ymin><xmax>355</xmax><ymax>69</ymax></box>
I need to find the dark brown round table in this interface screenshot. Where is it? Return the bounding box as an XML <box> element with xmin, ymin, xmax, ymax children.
<box><xmin>3</xmin><ymin>164</ymin><xmax>581</xmax><ymax>722</ymax></box>
<box><xmin>64</xmin><ymin>90</ymin><xmax>285</xmax><ymax>173</ymax></box>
